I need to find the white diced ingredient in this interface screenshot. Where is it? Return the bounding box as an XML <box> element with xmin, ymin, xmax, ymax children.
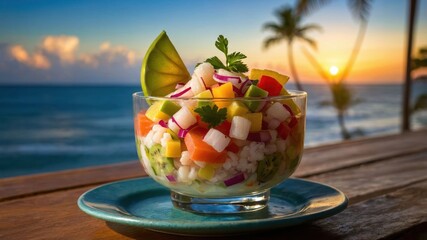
<box><xmin>203</xmin><ymin>128</ymin><xmax>231</xmax><ymax>152</ymax></box>
<box><xmin>194</xmin><ymin>62</ymin><xmax>216</xmax><ymax>87</ymax></box>
<box><xmin>266</xmin><ymin>102</ymin><xmax>291</xmax><ymax>122</ymax></box>
<box><xmin>172</xmin><ymin>106</ymin><xmax>197</xmax><ymax>129</ymax></box>
<box><xmin>276</xmin><ymin>139</ymin><xmax>287</xmax><ymax>152</ymax></box>
<box><xmin>268</xmin><ymin>130</ymin><xmax>278</xmax><ymax>142</ymax></box>
<box><xmin>167</xmin><ymin>118</ymin><xmax>180</xmax><ymax>134</ymax></box>
<box><xmin>177</xmin><ymin>166</ymin><xmax>190</xmax><ymax>183</ymax></box>
<box><xmin>188</xmin><ymin>167</ymin><xmax>198</xmax><ymax>181</ymax></box>
<box><xmin>179</xmin><ymin>151</ymin><xmax>192</xmax><ymax>166</ymax></box>
<box><xmin>230</xmin><ymin>116</ymin><xmax>251</xmax><ymax>140</ymax></box>
<box><xmin>190</xmin><ymin>76</ymin><xmax>205</xmax><ymax>96</ymax></box>
<box><xmin>160</xmin><ymin>133</ymin><xmax>172</xmax><ymax>147</ymax></box>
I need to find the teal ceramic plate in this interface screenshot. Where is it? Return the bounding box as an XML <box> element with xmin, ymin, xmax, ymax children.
<box><xmin>78</xmin><ymin>177</ymin><xmax>347</xmax><ymax>236</ymax></box>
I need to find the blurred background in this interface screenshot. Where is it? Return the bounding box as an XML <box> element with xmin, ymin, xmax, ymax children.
<box><xmin>1</xmin><ymin>0</ymin><xmax>426</xmax><ymax>178</ymax></box>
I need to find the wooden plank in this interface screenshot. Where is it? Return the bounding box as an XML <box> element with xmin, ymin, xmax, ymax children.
<box><xmin>306</xmin><ymin>150</ymin><xmax>427</xmax><ymax>204</ymax></box>
<box><xmin>0</xmin><ymin>150</ymin><xmax>426</xmax><ymax>239</ymax></box>
<box><xmin>1</xmin><ymin>129</ymin><xmax>426</xmax><ymax>202</ymax></box>
<box><xmin>0</xmin><ymin>161</ymin><xmax>145</xmax><ymax>202</ymax></box>
<box><xmin>294</xmin><ymin>129</ymin><xmax>427</xmax><ymax>177</ymax></box>
<box><xmin>261</xmin><ymin>180</ymin><xmax>427</xmax><ymax>240</ymax></box>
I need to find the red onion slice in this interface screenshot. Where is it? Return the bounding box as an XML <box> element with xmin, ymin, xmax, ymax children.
<box><xmin>283</xmin><ymin>104</ymin><xmax>294</xmax><ymax>116</ymax></box>
<box><xmin>247</xmin><ymin>131</ymin><xmax>272</xmax><ymax>142</ymax></box>
<box><xmin>171</xmin><ymin>87</ymin><xmax>191</xmax><ymax>98</ymax></box>
<box><xmin>166</xmin><ymin>174</ymin><xmax>176</xmax><ymax>182</ymax></box>
<box><xmin>177</xmin><ymin>122</ymin><xmax>198</xmax><ymax>138</ymax></box>
<box><xmin>239</xmin><ymin>78</ymin><xmax>251</xmax><ymax>94</ymax></box>
<box><xmin>224</xmin><ymin>172</ymin><xmax>245</xmax><ymax>187</ymax></box>
<box><xmin>213</xmin><ymin>73</ymin><xmax>242</xmax><ymax>85</ymax></box>
<box><xmin>159</xmin><ymin>120</ymin><xmax>168</xmax><ymax>128</ymax></box>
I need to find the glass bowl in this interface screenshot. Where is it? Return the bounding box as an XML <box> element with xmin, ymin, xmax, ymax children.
<box><xmin>133</xmin><ymin>91</ymin><xmax>306</xmax><ymax>214</ymax></box>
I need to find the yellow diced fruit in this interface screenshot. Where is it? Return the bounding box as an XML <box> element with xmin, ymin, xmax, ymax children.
<box><xmin>194</xmin><ymin>89</ymin><xmax>214</xmax><ymax>107</ymax></box>
<box><xmin>226</xmin><ymin>101</ymin><xmax>249</xmax><ymax>121</ymax></box>
<box><xmin>279</xmin><ymin>89</ymin><xmax>302</xmax><ymax>116</ymax></box>
<box><xmin>145</xmin><ymin>101</ymin><xmax>170</xmax><ymax>122</ymax></box>
<box><xmin>164</xmin><ymin>140</ymin><xmax>181</xmax><ymax>158</ymax></box>
<box><xmin>198</xmin><ymin>165</ymin><xmax>216</xmax><ymax>180</ymax></box>
<box><xmin>212</xmin><ymin>82</ymin><xmax>235</xmax><ymax>108</ymax></box>
<box><xmin>250</xmin><ymin>69</ymin><xmax>289</xmax><ymax>85</ymax></box>
<box><xmin>243</xmin><ymin>112</ymin><xmax>263</xmax><ymax>132</ymax></box>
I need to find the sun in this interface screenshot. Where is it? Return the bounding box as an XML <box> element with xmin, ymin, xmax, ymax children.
<box><xmin>329</xmin><ymin>66</ymin><xmax>339</xmax><ymax>76</ymax></box>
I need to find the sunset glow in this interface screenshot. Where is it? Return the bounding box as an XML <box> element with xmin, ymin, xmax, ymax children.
<box><xmin>0</xmin><ymin>0</ymin><xmax>426</xmax><ymax>85</ymax></box>
<box><xmin>329</xmin><ymin>66</ymin><xmax>339</xmax><ymax>76</ymax></box>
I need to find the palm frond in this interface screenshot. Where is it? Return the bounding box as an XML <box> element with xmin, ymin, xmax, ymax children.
<box><xmin>298</xmin><ymin>23</ymin><xmax>322</xmax><ymax>33</ymax></box>
<box><xmin>263</xmin><ymin>36</ymin><xmax>283</xmax><ymax>49</ymax></box>
<box><xmin>299</xmin><ymin>36</ymin><xmax>317</xmax><ymax>50</ymax></box>
<box><xmin>262</xmin><ymin>22</ymin><xmax>282</xmax><ymax>32</ymax></box>
<box><xmin>296</xmin><ymin>0</ymin><xmax>332</xmax><ymax>16</ymax></box>
<box><xmin>347</xmin><ymin>0</ymin><xmax>372</xmax><ymax>22</ymax></box>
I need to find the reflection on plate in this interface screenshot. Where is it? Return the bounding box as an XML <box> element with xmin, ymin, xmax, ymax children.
<box><xmin>78</xmin><ymin>177</ymin><xmax>347</xmax><ymax>236</ymax></box>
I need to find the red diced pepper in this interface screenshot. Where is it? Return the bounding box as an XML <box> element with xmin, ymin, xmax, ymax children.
<box><xmin>288</xmin><ymin>116</ymin><xmax>298</xmax><ymax>128</ymax></box>
<box><xmin>215</xmin><ymin>120</ymin><xmax>231</xmax><ymax>135</ymax></box>
<box><xmin>196</xmin><ymin>115</ymin><xmax>209</xmax><ymax>129</ymax></box>
<box><xmin>277</xmin><ymin>122</ymin><xmax>291</xmax><ymax>140</ymax></box>
<box><xmin>257</xmin><ymin>75</ymin><xmax>282</xmax><ymax>96</ymax></box>
<box><xmin>226</xmin><ymin>141</ymin><xmax>239</xmax><ymax>153</ymax></box>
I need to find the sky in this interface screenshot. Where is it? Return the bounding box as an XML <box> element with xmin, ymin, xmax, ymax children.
<box><xmin>0</xmin><ymin>0</ymin><xmax>426</xmax><ymax>85</ymax></box>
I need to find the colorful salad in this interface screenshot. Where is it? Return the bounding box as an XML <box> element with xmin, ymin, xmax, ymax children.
<box><xmin>134</xmin><ymin>32</ymin><xmax>305</xmax><ymax>196</ymax></box>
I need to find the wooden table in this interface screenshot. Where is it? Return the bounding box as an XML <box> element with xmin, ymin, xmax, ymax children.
<box><xmin>1</xmin><ymin>130</ymin><xmax>426</xmax><ymax>239</ymax></box>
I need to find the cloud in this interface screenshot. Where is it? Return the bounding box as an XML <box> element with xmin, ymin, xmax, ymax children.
<box><xmin>0</xmin><ymin>35</ymin><xmax>140</xmax><ymax>85</ymax></box>
<box><xmin>8</xmin><ymin>45</ymin><xmax>51</xmax><ymax>69</ymax></box>
<box><xmin>41</xmin><ymin>35</ymin><xmax>79</xmax><ymax>64</ymax></box>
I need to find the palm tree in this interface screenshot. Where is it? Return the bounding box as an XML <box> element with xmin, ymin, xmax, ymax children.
<box><xmin>403</xmin><ymin>0</ymin><xmax>419</xmax><ymax>131</ymax></box>
<box><xmin>303</xmin><ymin>47</ymin><xmax>358</xmax><ymax>140</ymax></box>
<box><xmin>263</xmin><ymin>6</ymin><xmax>321</xmax><ymax>91</ymax></box>
<box><xmin>296</xmin><ymin>0</ymin><xmax>372</xmax><ymax>140</ymax></box>
<box><xmin>296</xmin><ymin>0</ymin><xmax>372</xmax><ymax>83</ymax></box>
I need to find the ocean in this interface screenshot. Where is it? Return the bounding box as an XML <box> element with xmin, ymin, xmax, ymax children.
<box><xmin>1</xmin><ymin>84</ymin><xmax>426</xmax><ymax>178</ymax></box>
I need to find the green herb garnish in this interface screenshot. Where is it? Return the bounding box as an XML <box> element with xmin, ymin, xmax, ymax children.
<box><xmin>205</xmin><ymin>35</ymin><xmax>249</xmax><ymax>73</ymax></box>
<box><xmin>194</xmin><ymin>105</ymin><xmax>227</xmax><ymax>128</ymax></box>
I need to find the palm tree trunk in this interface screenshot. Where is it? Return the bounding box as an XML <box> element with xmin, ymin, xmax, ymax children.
<box><xmin>288</xmin><ymin>43</ymin><xmax>304</xmax><ymax>91</ymax></box>
<box><xmin>337</xmin><ymin>111</ymin><xmax>351</xmax><ymax>140</ymax></box>
<box><xmin>339</xmin><ymin>20</ymin><xmax>368</xmax><ymax>82</ymax></box>
<box><xmin>402</xmin><ymin>0</ymin><xmax>418</xmax><ymax>131</ymax></box>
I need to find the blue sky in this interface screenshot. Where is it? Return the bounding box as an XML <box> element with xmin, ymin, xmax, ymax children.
<box><xmin>0</xmin><ymin>0</ymin><xmax>426</xmax><ymax>85</ymax></box>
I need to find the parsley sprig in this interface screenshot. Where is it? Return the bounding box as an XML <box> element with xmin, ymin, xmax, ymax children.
<box><xmin>194</xmin><ymin>105</ymin><xmax>227</xmax><ymax>128</ymax></box>
<box><xmin>205</xmin><ymin>35</ymin><xmax>249</xmax><ymax>73</ymax></box>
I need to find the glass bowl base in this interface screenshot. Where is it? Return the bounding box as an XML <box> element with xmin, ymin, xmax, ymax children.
<box><xmin>170</xmin><ymin>190</ymin><xmax>270</xmax><ymax>214</ymax></box>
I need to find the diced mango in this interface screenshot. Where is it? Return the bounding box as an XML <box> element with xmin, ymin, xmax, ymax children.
<box><xmin>243</xmin><ymin>112</ymin><xmax>263</xmax><ymax>132</ymax></box>
<box><xmin>226</xmin><ymin>101</ymin><xmax>249</xmax><ymax>121</ymax></box>
<box><xmin>279</xmin><ymin>89</ymin><xmax>302</xmax><ymax>116</ymax></box>
<box><xmin>145</xmin><ymin>101</ymin><xmax>170</xmax><ymax>122</ymax></box>
<box><xmin>198</xmin><ymin>165</ymin><xmax>216</xmax><ymax>180</ymax></box>
<box><xmin>194</xmin><ymin>89</ymin><xmax>213</xmax><ymax>107</ymax></box>
<box><xmin>249</xmin><ymin>69</ymin><xmax>289</xmax><ymax>85</ymax></box>
<box><xmin>212</xmin><ymin>82</ymin><xmax>235</xmax><ymax>108</ymax></box>
<box><xmin>145</xmin><ymin>100</ymin><xmax>180</xmax><ymax>122</ymax></box>
<box><xmin>164</xmin><ymin>140</ymin><xmax>182</xmax><ymax>158</ymax></box>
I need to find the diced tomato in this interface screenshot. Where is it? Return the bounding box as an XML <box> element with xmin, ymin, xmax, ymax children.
<box><xmin>277</xmin><ymin>122</ymin><xmax>291</xmax><ymax>140</ymax></box>
<box><xmin>135</xmin><ymin>111</ymin><xmax>155</xmax><ymax>136</ymax></box>
<box><xmin>257</xmin><ymin>75</ymin><xmax>282</xmax><ymax>96</ymax></box>
<box><xmin>262</xmin><ymin>120</ymin><xmax>269</xmax><ymax>130</ymax></box>
<box><xmin>196</xmin><ymin>115</ymin><xmax>209</xmax><ymax>129</ymax></box>
<box><xmin>226</xmin><ymin>141</ymin><xmax>239</xmax><ymax>153</ymax></box>
<box><xmin>288</xmin><ymin>116</ymin><xmax>298</xmax><ymax>128</ymax></box>
<box><xmin>215</xmin><ymin>120</ymin><xmax>231</xmax><ymax>135</ymax></box>
<box><xmin>184</xmin><ymin>127</ymin><xmax>227</xmax><ymax>163</ymax></box>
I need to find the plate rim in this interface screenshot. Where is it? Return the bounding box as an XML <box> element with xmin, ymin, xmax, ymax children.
<box><xmin>77</xmin><ymin>177</ymin><xmax>348</xmax><ymax>233</ymax></box>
